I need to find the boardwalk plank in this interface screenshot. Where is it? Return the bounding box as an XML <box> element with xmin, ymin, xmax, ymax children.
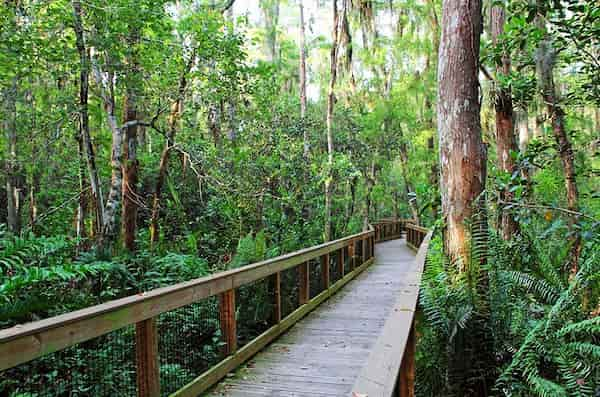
<box><xmin>206</xmin><ymin>239</ymin><xmax>414</xmax><ymax>397</ymax></box>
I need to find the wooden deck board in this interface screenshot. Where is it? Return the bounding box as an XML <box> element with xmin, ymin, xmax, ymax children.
<box><xmin>206</xmin><ymin>238</ymin><xmax>415</xmax><ymax>397</ymax></box>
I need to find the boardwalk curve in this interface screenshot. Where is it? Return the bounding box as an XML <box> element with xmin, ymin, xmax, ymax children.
<box><xmin>208</xmin><ymin>238</ymin><xmax>416</xmax><ymax>396</ymax></box>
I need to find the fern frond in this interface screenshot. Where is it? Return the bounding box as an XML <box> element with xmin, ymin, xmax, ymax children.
<box><xmin>557</xmin><ymin>317</ymin><xmax>600</xmax><ymax>338</ymax></box>
<box><xmin>502</xmin><ymin>270</ymin><xmax>560</xmax><ymax>303</ymax></box>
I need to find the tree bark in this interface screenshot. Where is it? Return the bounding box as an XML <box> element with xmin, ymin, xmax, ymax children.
<box><xmin>324</xmin><ymin>0</ymin><xmax>340</xmax><ymax>242</ymax></box>
<box><xmin>437</xmin><ymin>0</ymin><xmax>486</xmax><ymax>269</ymax></box>
<box><xmin>72</xmin><ymin>0</ymin><xmax>105</xmax><ymax>238</ymax></box>
<box><xmin>122</xmin><ymin>29</ymin><xmax>141</xmax><ymax>252</ymax></box>
<box><xmin>149</xmin><ymin>51</ymin><xmax>195</xmax><ymax>245</ymax></box>
<box><xmin>535</xmin><ymin>3</ymin><xmax>581</xmax><ymax>273</ymax></box>
<box><xmin>93</xmin><ymin>63</ymin><xmax>123</xmax><ymax>245</ymax></box>
<box><xmin>491</xmin><ymin>3</ymin><xmax>519</xmax><ymax>240</ymax></box>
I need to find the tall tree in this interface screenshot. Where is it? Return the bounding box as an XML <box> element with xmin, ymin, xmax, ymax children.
<box><xmin>324</xmin><ymin>0</ymin><xmax>340</xmax><ymax>241</ymax></box>
<box><xmin>92</xmin><ymin>60</ymin><xmax>124</xmax><ymax>246</ymax></box>
<box><xmin>437</xmin><ymin>0</ymin><xmax>486</xmax><ymax>268</ymax></box>
<box><xmin>72</xmin><ymin>0</ymin><xmax>105</xmax><ymax>238</ymax></box>
<box><xmin>121</xmin><ymin>26</ymin><xmax>141</xmax><ymax>252</ymax></box>
<box><xmin>535</xmin><ymin>0</ymin><xmax>581</xmax><ymax>272</ymax></box>
<box><xmin>299</xmin><ymin>0</ymin><xmax>309</xmax><ymax>158</ymax></box>
<box><xmin>491</xmin><ymin>2</ymin><xmax>519</xmax><ymax>239</ymax></box>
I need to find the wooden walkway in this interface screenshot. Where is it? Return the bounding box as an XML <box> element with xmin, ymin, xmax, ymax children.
<box><xmin>207</xmin><ymin>238</ymin><xmax>417</xmax><ymax>396</ymax></box>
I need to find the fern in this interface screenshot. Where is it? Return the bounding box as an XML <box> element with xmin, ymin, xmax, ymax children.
<box><xmin>502</xmin><ymin>270</ymin><xmax>560</xmax><ymax>304</ymax></box>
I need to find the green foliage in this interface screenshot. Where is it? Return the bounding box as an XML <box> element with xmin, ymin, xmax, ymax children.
<box><xmin>418</xmin><ymin>226</ymin><xmax>600</xmax><ymax>397</ymax></box>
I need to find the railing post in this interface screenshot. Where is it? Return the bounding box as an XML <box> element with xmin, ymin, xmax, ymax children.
<box><xmin>362</xmin><ymin>236</ymin><xmax>367</xmax><ymax>263</ymax></box>
<box><xmin>219</xmin><ymin>289</ymin><xmax>237</xmax><ymax>355</ymax></box>
<box><xmin>371</xmin><ymin>234</ymin><xmax>375</xmax><ymax>257</ymax></box>
<box><xmin>349</xmin><ymin>242</ymin><xmax>355</xmax><ymax>270</ymax></box>
<box><xmin>338</xmin><ymin>247</ymin><xmax>345</xmax><ymax>277</ymax></box>
<box><xmin>321</xmin><ymin>254</ymin><xmax>330</xmax><ymax>289</ymax></box>
<box><xmin>273</xmin><ymin>272</ymin><xmax>281</xmax><ymax>323</ymax></box>
<box><xmin>398</xmin><ymin>319</ymin><xmax>416</xmax><ymax>397</ymax></box>
<box><xmin>299</xmin><ymin>262</ymin><xmax>309</xmax><ymax>304</ymax></box>
<box><xmin>135</xmin><ymin>318</ymin><xmax>160</xmax><ymax>397</ymax></box>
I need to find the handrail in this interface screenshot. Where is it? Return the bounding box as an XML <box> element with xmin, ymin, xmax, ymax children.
<box><xmin>0</xmin><ymin>228</ymin><xmax>371</xmax><ymax>346</ymax></box>
<box><xmin>352</xmin><ymin>222</ymin><xmax>432</xmax><ymax>397</ymax></box>
<box><xmin>0</xmin><ymin>219</ymin><xmax>408</xmax><ymax>397</ymax></box>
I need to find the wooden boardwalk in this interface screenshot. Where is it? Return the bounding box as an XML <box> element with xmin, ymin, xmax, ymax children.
<box><xmin>207</xmin><ymin>238</ymin><xmax>417</xmax><ymax>396</ymax></box>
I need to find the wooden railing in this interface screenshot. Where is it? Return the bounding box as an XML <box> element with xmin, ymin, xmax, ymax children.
<box><xmin>406</xmin><ymin>223</ymin><xmax>429</xmax><ymax>251</ymax></box>
<box><xmin>373</xmin><ymin>217</ymin><xmax>414</xmax><ymax>242</ymax></box>
<box><xmin>352</xmin><ymin>222</ymin><xmax>432</xmax><ymax>397</ymax></box>
<box><xmin>0</xmin><ymin>219</ymin><xmax>407</xmax><ymax>397</ymax></box>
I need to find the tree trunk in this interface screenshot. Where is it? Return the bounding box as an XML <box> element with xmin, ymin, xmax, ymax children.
<box><xmin>72</xmin><ymin>0</ymin><xmax>105</xmax><ymax>238</ymax></box>
<box><xmin>122</xmin><ymin>30</ymin><xmax>141</xmax><ymax>252</ymax></box>
<box><xmin>93</xmin><ymin>63</ymin><xmax>124</xmax><ymax>246</ymax></box>
<box><xmin>437</xmin><ymin>0</ymin><xmax>486</xmax><ymax>269</ymax></box>
<box><xmin>535</xmin><ymin>3</ymin><xmax>581</xmax><ymax>273</ymax></box>
<box><xmin>260</xmin><ymin>0</ymin><xmax>280</xmax><ymax>62</ymax></box>
<box><xmin>299</xmin><ymin>0</ymin><xmax>309</xmax><ymax>158</ymax></box>
<box><xmin>324</xmin><ymin>0</ymin><xmax>340</xmax><ymax>242</ymax></box>
<box><xmin>363</xmin><ymin>160</ymin><xmax>375</xmax><ymax>230</ymax></box>
<box><xmin>491</xmin><ymin>3</ymin><xmax>519</xmax><ymax>240</ymax></box>
<box><xmin>428</xmin><ymin>136</ymin><xmax>439</xmax><ymax>219</ymax></box>
<box><xmin>4</xmin><ymin>80</ymin><xmax>20</xmax><ymax>234</ymax></box>
<box><xmin>149</xmin><ymin>51</ymin><xmax>195</xmax><ymax>245</ymax></box>
<box><xmin>76</xmin><ymin>133</ymin><xmax>87</xmax><ymax>242</ymax></box>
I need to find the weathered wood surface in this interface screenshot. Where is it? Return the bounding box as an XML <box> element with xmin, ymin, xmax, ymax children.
<box><xmin>207</xmin><ymin>238</ymin><xmax>416</xmax><ymax>397</ymax></box>
<box><xmin>352</xmin><ymin>231</ymin><xmax>431</xmax><ymax>397</ymax></box>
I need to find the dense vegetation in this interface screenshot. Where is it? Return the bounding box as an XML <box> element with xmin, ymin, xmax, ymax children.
<box><xmin>0</xmin><ymin>0</ymin><xmax>598</xmax><ymax>396</ymax></box>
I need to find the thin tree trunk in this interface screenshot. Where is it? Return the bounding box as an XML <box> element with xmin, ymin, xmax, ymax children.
<box><xmin>122</xmin><ymin>29</ymin><xmax>141</xmax><ymax>252</ymax></box>
<box><xmin>260</xmin><ymin>0</ymin><xmax>280</xmax><ymax>62</ymax></box>
<box><xmin>491</xmin><ymin>3</ymin><xmax>519</xmax><ymax>240</ymax></box>
<box><xmin>343</xmin><ymin>176</ymin><xmax>357</xmax><ymax>233</ymax></box>
<box><xmin>324</xmin><ymin>0</ymin><xmax>340</xmax><ymax>242</ymax></box>
<box><xmin>92</xmin><ymin>59</ymin><xmax>123</xmax><ymax>246</ymax></box>
<box><xmin>149</xmin><ymin>51</ymin><xmax>195</xmax><ymax>245</ymax></box>
<box><xmin>363</xmin><ymin>160</ymin><xmax>375</xmax><ymax>230</ymax></box>
<box><xmin>427</xmin><ymin>1</ymin><xmax>440</xmax><ymax>221</ymax></box>
<box><xmin>535</xmin><ymin>3</ymin><xmax>581</xmax><ymax>273</ymax></box>
<box><xmin>428</xmin><ymin>136</ymin><xmax>439</xmax><ymax>219</ymax></box>
<box><xmin>437</xmin><ymin>0</ymin><xmax>486</xmax><ymax>269</ymax></box>
<box><xmin>72</xmin><ymin>0</ymin><xmax>105</xmax><ymax>238</ymax></box>
<box><xmin>299</xmin><ymin>0</ymin><xmax>309</xmax><ymax>158</ymax></box>
<box><xmin>76</xmin><ymin>133</ymin><xmax>87</xmax><ymax>242</ymax></box>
